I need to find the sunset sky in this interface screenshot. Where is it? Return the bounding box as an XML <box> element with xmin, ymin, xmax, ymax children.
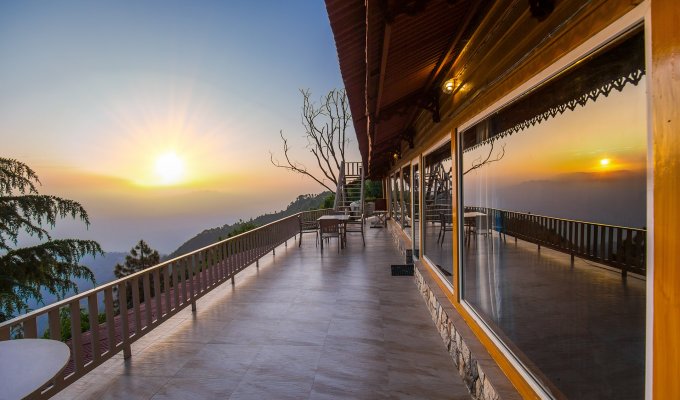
<box><xmin>463</xmin><ymin>81</ymin><xmax>647</xmax><ymax>227</ymax></box>
<box><xmin>0</xmin><ymin>1</ymin><xmax>358</xmax><ymax>253</ymax></box>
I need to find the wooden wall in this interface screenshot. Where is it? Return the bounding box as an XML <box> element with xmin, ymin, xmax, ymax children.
<box><xmin>385</xmin><ymin>0</ymin><xmax>657</xmax><ymax>398</ymax></box>
<box><xmin>651</xmin><ymin>0</ymin><xmax>680</xmax><ymax>398</ymax></box>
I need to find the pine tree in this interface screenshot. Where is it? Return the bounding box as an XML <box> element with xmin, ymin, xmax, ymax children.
<box><xmin>0</xmin><ymin>157</ymin><xmax>102</xmax><ymax>322</ymax></box>
<box><xmin>113</xmin><ymin>240</ymin><xmax>160</xmax><ymax>310</ymax></box>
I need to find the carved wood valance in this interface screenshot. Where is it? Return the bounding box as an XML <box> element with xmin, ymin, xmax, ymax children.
<box><xmin>463</xmin><ymin>28</ymin><xmax>645</xmax><ymax>152</ymax></box>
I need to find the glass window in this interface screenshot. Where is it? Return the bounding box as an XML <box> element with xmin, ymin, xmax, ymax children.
<box><xmin>401</xmin><ymin>165</ymin><xmax>411</xmax><ymax>236</ymax></box>
<box><xmin>460</xmin><ymin>30</ymin><xmax>646</xmax><ymax>399</ymax></box>
<box><xmin>394</xmin><ymin>171</ymin><xmax>401</xmax><ymax>223</ymax></box>
<box><xmin>390</xmin><ymin>173</ymin><xmax>397</xmax><ymax>220</ymax></box>
<box><xmin>412</xmin><ymin>163</ymin><xmax>420</xmax><ymax>259</ymax></box>
<box><xmin>423</xmin><ymin>141</ymin><xmax>453</xmax><ymax>279</ymax></box>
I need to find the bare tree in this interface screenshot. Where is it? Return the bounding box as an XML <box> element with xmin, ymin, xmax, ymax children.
<box><xmin>270</xmin><ymin>88</ymin><xmax>351</xmax><ymax>192</ymax></box>
<box><xmin>463</xmin><ymin>141</ymin><xmax>506</xmax><ymax>175</ymax></box>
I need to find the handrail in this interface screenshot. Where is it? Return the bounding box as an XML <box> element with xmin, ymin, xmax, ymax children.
<box><xmin>465</xmin><ymin>206</ymin><xmax>646</xmax><ymax>277</ymax></box>
<box><xmin>0</xmin><ymin>208</ymin><xmax>333</xmax><ymax>399</ymax></box>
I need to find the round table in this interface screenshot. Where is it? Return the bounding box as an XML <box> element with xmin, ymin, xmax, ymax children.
<box><xmin>0</xmin><ymin>339</ymin><xmax>71</xmax><ymax>400</ymax></box>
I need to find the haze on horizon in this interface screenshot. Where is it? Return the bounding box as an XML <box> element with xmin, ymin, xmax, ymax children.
<box><xmin>0</xmin><ymin>1</ymin><xmax>358</xmax><ymax>253</ymax></box>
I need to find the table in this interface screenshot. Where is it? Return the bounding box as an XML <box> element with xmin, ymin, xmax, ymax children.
<box><xmin>318</xmin><ymin>215</ymin><xmax>351</xmax><ymax>249</ymax></box>
<box><xmin>0</xmin><ymin>339</ymin><xmax>71</xmax><ymax>400</ymax></box>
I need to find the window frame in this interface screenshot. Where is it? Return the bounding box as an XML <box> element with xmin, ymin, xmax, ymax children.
<box><xmin>453</xmin><ymin>8</ymin><xmax>650</xmax><ymax>398</ymax></box>
<box><xmin>421</xmin><ymin>136</ymin><xmax>455</xmax><ymax>292</ymax></box>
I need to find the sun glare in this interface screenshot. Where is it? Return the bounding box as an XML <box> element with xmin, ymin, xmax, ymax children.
<box><xmin>155</xmin><ymin>152</ymin><xmax>185</xmax><ymax>185</ymax></box>
<box><xmin>600</xmin><ymin>158</ymin><xmax>611</xmax><ymax>166</ymax></box>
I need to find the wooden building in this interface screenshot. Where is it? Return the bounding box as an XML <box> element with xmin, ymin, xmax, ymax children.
<box><xmin>325</xmin><ymin>0</ymin><xmax>678</xmax><ymax>398</ymax></box>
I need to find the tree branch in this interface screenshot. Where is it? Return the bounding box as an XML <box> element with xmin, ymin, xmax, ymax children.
<box><xmin>463</xmin><ymin>142</ymin><xmax>506</xmax><ymax>175</ymax></box>
<box><xmin>270</xmin><ymin>131</ymin><xmax>335</xmax><ymax>192</ymax></box>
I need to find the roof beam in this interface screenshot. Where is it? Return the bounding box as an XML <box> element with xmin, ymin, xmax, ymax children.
<box><xmin>399</xmin><ymin>1</ymin><xmax>484</xmax><ymax>134</ymax></box>
<box><xmin>374</xmin><ymin>24</ymin><xmax>392</xmax><ymax>118</ymax></box>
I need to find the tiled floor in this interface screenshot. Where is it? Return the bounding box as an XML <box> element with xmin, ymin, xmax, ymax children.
<box><xmin>54</xmin><ymin>228</ymin><xmax>471</xmax><ymax>400</ymax></box>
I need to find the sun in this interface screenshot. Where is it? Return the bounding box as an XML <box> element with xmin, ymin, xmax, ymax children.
<box><xmin>600</xmin><ymin>158</ymin><xmax>611</xmax><ymax>166</ymax></box>
<box><xmin>154</xmin><ymin>152</ymin><xmax>185</xmax><ymax>185</ymax></box>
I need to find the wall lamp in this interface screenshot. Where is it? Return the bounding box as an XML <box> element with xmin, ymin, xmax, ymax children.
<box><xmin>441</xmin><ymin>78</ymin><xmax>456</xmax><ymax>94</ymax></box>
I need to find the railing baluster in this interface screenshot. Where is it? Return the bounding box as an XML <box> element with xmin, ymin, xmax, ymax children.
<box><xmin>48</xmin><ymin>306</ymin><xmax>64</xmax><ymax>386</ymax></box>
<box><xmin>131</xmin><ymin>277</ymin><xmax>141</xmax><ymax>336</ymax></box>
<box><xmin>0</xmin><ymin>324</ymin><xmax>9</xmax><ymax>340</ymax></box>
<box><xmin>218</xmin><ymin>243</ymin><xmax>225</xmax><ymax>281</ymax></box>
<box><xmin>210</xmin><ymin>247</ymin><xmax>217</xmax><ymax>286</ymax></box>
<box><xmin>608</xmin><ymin>228</ymin><xmax>615</xmax><ymax>261</ymax></box>
<box><xmin>70</xmin><ymin>301</ymin><xmax>85</xmax><ymax>371</ymax></box>
<box><xmin>153</xmin><ymin>268</ymin><xmax>162</xmax><ymax>324</ymax></box>
<box><xmin>23</xmin><ymin>317</ymin><xmax>37</xmax><ymax>339</ymax></box>
<box><xmin>188</xmin><ymin>253</ymin><xmax>196</xmax><ymax>307</ymax></box>
<box><xmin>163</xmin><ymin>266</ymin><xmax>171</xmax><ymax>316</ymax></box>
<box><xmin>118</xmin><ymin>282</ymin><xmax>131</xmax><ymax>359</ymax></box>
<box><xmin>173</xmin><ymin>261</ymin><xmax>180</xmax><ymax>308</ymax></box>
<box><xmin>104</xmin><ymin>287</ymin><xmax>116</xmax><ymax>353</ymax></box>
<box><xmin>48</xmin><ymin>308</ymin><xmax>61</xmax><ymax>341</ymax></box>
<box><xmin>87</xmin><ymin>293</ymin><xmax>101</xmax><ymax>363</ymax></box>
<box><xmin>143</xmin><ymin>274</ymin><xmax>152</xmax><ymax>329</ymax></box>
<box><xmin>592</xmin><ymin>225</ymin><xmax>598</xmax><ymax>259</ymax></box>
<box><xmin>180</xmin><ymin>257</ymin><xmax>188</xmax><ymax>304</ymax></box>
<box><xmin>598</xmin><ymin>225</ymin><xmax>604</xmax><ymax>260</ymax></box>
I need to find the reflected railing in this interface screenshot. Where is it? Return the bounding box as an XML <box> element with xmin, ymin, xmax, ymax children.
<box><xmin>465</xmin><ymin>206</ymin><xmax>646</xmax><ymax>277</ymax></box>
<box><xmin>0</xmin><ymin>208</ymin><xmax>333</xmax><ymax>399</ymax></box>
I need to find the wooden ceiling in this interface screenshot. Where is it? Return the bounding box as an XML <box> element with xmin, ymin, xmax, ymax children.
<box><xmin>325</xmin><ymin>0</ymin><xmax>491</xmax><ymax>178</ymax></box>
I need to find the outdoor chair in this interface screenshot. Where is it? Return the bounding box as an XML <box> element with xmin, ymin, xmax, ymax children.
<box><xmin>345</xmin><ymin>209</ymin><xmax>365</xmax><ymax>246</ymax></box>
<box><xmin>437</xmin><ymin>212</ymin><xmax>454</xmax><ymax>245</ymax></box>
<box><xmin>492</xmin><ymin>212</ymin><xmax>507</xmax><ymax>243</ymax></box>
<box><xmin>467</xmin><ymin>214</ymin><xmax>492</xmax><ymax>247</ymax></box>
<box><xmin>298</xmin><ymin>214</ymin><xmax>318</xmax><ymax>247</ymax></box>
<box><xmin>319</xmin><ymin>218</ymin><xmax>343</xmax><ymax>252</ymax></box>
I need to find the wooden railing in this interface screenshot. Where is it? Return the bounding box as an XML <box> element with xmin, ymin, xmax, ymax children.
<box><xmin>0</xmin><ymin>209</ymin><xmax>333</xmax><ymax>399</ymax></box>
<box><xmin>344</xmin><ymin>161</ymin><xmax>362</xmax><ymax>177</ymax></box>
<box><xmin>465</xmin><ymin>206</ymin><xmax>646</xmax><ymax>277</ymax></box>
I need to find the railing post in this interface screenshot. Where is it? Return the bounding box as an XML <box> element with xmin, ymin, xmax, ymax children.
<box><xmin>188</xmin><ymin>253</ymin><xmax>196</xmax><ymax>312</ymax></box>
<box><xmin>118</xmin><ymin>282</ymin><xmax>132</xmax><ymax>360</ymax></box>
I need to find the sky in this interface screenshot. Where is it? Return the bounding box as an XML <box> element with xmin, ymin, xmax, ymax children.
<box><xmin>0</xmin><ymin>1</ymin><xmax>359</xmax><ymax>253</ymax></box>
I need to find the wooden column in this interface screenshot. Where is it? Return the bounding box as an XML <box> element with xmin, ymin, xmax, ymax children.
<box><xmin>651</xmin><ymin>0</ymin><xmax>680</xmax><ymax>398</ymax></box>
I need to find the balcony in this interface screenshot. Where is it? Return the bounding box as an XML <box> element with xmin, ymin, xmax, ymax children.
<box><xmin>4</xmin><ymin>215</ymin><xmax>471</xmax><ymax>399</ymax></box>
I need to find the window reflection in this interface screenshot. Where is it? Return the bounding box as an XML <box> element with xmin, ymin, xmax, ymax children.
<box><xmin>423</xmin><ymin>142</ymin><xmax>453</xmax><ymax>279</ymax></box>
<box><xmin>401</xmin><ymin>165</ymin><xmax>411</xmax><ymax>237</ymax></box>
<box><xmin>413</xmin><ymin>163</ymin><xmax>420</xmax><ymax>259</ymax></box>
<box><xmin>390</xmin><ymin>173</ymin><xmax>397</xmax><ymax>220</ymax></box>
<box><xmin>460</xmin><ymin>30</ymin><xmax>646</xmax><ymax>399</ymax></box>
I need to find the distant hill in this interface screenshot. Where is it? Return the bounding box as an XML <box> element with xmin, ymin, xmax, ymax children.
<box><xmin>167</xmin><ymin>192</ymin><xmax>331</xmax><ymax>259</ymax></box>
<box><xmin>26</xmin><ymin>251</ymin><xmax>127</xmax><ymax>311</ymax></box>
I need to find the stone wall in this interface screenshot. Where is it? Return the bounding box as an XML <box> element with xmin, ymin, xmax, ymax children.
<box><xmin>386</xmin><ymin>220</ymin><xmax>521</xmax><ymax>400</ymax></box>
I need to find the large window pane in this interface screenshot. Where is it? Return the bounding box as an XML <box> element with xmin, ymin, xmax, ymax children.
<box><xmin>423</xmin><ymin>142</ymin><xmax>453</xmax><ymax>278</ymax></box>
<box><xmin>413</xmin><ymin>163</ymin><xmax>420</xmax><ymax>260</ymax></box>
<box><xmin>461</xmin><ymin>30</ymin><xmax>646</xmax><ymax>399</ymax></box>
<box><xmin>401</xmin><ymin>165</ymin><xmax>411</xmax><ymax>236</ymax></box>
<box><xmin>390</xmin><ymin>173</ymin><xmax>397</xmax><ymax>220</ymax></box>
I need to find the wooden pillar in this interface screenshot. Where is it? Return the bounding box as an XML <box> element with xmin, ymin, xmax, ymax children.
<box><xmin>651</xmin><ymin>0</ymin><xmax>680</xmax><ymax>397</ymax></box>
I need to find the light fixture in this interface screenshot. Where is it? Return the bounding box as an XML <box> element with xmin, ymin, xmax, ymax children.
<box><xmin>441</xmin><ymin>78</ymin><xmax>456</xmax><ymax>94</ymax></box>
